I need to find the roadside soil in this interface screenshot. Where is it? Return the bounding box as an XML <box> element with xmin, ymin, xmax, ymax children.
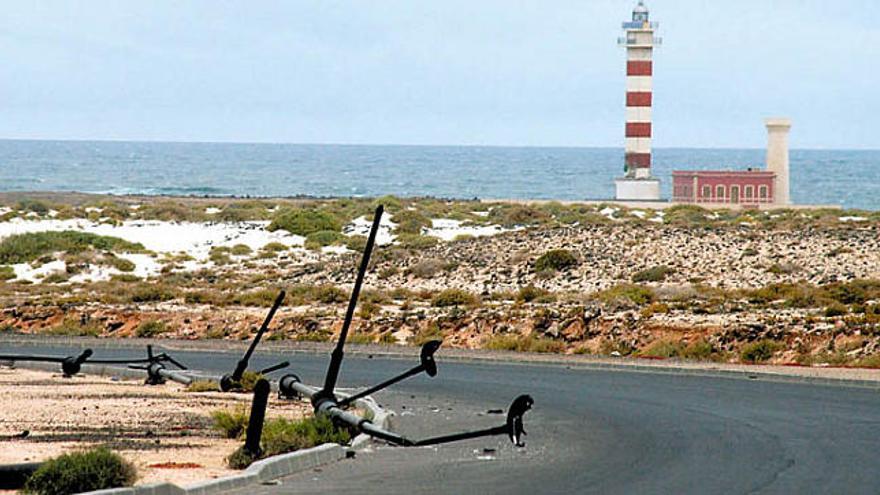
<box><xmin>0</xmin><ymin>367</ymin><xmax>308</xmax><ymax>489</ymax></box>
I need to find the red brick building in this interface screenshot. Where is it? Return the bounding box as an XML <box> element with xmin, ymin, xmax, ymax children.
<box><xmin>672</xmin><ymin>170</ymin><xmax>775</xmax><ymax>206</ymax></box>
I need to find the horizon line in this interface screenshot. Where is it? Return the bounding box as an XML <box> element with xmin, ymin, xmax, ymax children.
<box><xmin>0</xmin><ymin>136</ymin><xmax>876</xmax><ymax>153</ymax></box>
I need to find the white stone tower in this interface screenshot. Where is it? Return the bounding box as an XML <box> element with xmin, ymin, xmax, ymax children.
<box><xmin>765</xmin><ymin>118</ymin><xmax>792</xmax><ymax>205</ymax></box>
<box><xmin>615</xmin><ymin>1</ymin><xmax>662</xmax><ymax>201</ymax></box>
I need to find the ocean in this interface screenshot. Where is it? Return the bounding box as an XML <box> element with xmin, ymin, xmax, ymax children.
<box><xmin>0</xmin><ymin>139</ymin><xmax>877</xmax><ymax>210</ymax></box>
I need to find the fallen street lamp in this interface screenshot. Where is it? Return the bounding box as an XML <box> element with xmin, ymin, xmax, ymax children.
<box><xmin>0</xmin><ymin>349</ymin><xmax>93</xmax><ymax>377</ymax></box>
<box><xmin>83</xmin><ymin>344</ymin><xmax>192</xmax><ymax>385</ymax></box>
<box><xmin>280</xmin><ymin>204</ymin><xmax>535</xmax><ymax>448</ymax></box>
<box><xmin>334</xmin><ymin>339</ymin><xmax>442</xmax><ymax>408</ymax></box>
<box><xmin>220</xmin><ymin>289</ymin><xmax>289</xmax><ymax>392</ymax></box>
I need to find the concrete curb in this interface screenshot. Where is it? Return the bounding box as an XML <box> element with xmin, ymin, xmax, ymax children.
<box><xmin>3</xmin><ymin>361</ymin><xmax>391</xmax><ymax>495</ymax></box>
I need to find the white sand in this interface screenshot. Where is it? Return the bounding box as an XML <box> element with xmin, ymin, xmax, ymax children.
<box><xmin>600</xmin><ymin>207</ymin><xmax>618</xmax><ymax>220</ymax></box>
<box><xmin>0</xmin><ymin>218</ymin><xmax>306</xmax><ymax>281</ymax></box>
<box><xmin>13</xmin><ymin>259</ymin><xmax>66</xmax><ymax>282</ymax></box>
<box><xmin>343</xmin><ymin>214</ymin><xmax>397</xmax><ymax>246</ymax></box>
<box><xmin>425</xmin><ymin>218</ymin><xmax>516</xmax><ymax>241</ymax></box>
<box><xmin>0</xmin><ymin>218</ymin><xmax>305</xmax><ymax>259</ymax></box>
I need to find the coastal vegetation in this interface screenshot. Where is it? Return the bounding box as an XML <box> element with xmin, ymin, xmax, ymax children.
<box><xmin>215</xmin><ymin>409</ymin><xmax>351</xmax><ymax>469</ymax></box>
<box><xmin>0</xmin><ymin>231</ymin><xmax>145</xmax><ymax>264</ymax></box>
<box><xmin>24</xmin><ymin>447</ymin><xmax>137</xmax><ymax>495</ymax></box>
<box><xmin>3</xmin><ymin>193</ymin><xmax>878</xmax><ymax>234</ymax></box>
<box><xmin>534</xmin><ymin>249</ymin><xmax>579</xmax><ymax>273</ymax></box>
<box><xmin>1</xmin><ymin>193</ymin><xmax>879</xmax><ymax>368</ymax></box>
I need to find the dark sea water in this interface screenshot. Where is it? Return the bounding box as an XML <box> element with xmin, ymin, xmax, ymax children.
<box><xmin>0</xmin><ymin>139</ymin><xmax>876</xmax><ymax>210</ymax></box>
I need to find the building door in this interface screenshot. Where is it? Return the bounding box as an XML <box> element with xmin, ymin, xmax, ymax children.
<box><xmin>731</xmin><ymin>186</ymin><xmax>740</xmax><ymax>203</ymax></box>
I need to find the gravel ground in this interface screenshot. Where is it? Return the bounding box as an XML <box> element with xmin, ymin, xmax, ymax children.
<box><xmin>0</xmin><ymin>367</ymin><xmax>308</xmax><ymax>488</ymax></box>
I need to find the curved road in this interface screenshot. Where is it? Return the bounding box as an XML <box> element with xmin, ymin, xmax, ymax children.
<box><xmin>4</xmin><ymin>340</ymin><xmax>880</xmax><ymax>494</ymax></box>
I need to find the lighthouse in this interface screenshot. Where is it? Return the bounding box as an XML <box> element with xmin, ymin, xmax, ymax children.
<box><xmin>615</xmin><ymin>1</ymin><xmax>662</xmax><ymax>201</ymax></box>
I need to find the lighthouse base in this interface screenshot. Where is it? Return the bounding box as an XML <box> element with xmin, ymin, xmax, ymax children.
<box><xmin>615</xmin><ymin>177</ymin><xmax>661</xmax><ymax>201</ymax></box>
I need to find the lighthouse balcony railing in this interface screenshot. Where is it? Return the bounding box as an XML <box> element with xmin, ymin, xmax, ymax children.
<box><xmin>622</xmin><ymin>21</ymin><xmax>659</xmax><ymax>30</ymax></box>
<box><xmin>617</xmin><ymin>37</ymin><xmax>663</xmax><ymax>47</ymax></box>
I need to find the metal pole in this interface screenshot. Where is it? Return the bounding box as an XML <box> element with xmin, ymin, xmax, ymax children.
<box><xmin>221</xmin><ymin>290</ymin><xmax>286</xmax><ymax>391</ymax></box>
<box><xmin>243</xmin><ymin>379</ymin><xmax>270</xmax><ymax>457</ymax></box>
<box><xmin>335</xmin><ymin>366</ymin><xmax>422</xmax><ymax>408</ymax></box>
<box><xmin>319</xmin><ymin>205</ymin><xmax>383</xmax><ymax>400</ymax></box>
<box><xmin>233</xmin><ymin>291</ymin><xmax>286</xmax><ymax>381</ymax></box>
<box><xmin>336</xmin><ymin>340</ymin><xmax>441</xmax><ymax>408</ymax></box>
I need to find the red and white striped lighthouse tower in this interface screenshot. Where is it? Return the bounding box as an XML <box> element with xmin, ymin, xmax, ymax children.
<box><xmin>615</xmin><ymin>1</ymin><xmax>662</xmax><ymax>201</ymax></box>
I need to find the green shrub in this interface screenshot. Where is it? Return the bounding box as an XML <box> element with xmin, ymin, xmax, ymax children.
<box><xmin>393</xmin><ymin>210</ymin><xmax>432</xmax><ymax>235</ymax></box>
<box><xmin>314</xmin><ymin>285</ymin><xmax>347</xmax><ymax>304</ymax></box>
<box><xmin>226</xmin><ymin>447</ymin><xmax>259</xmax><ymax>470</ymax></box>
<box><xmin>305</xmin><ymin>230</ymin><xmax>344</xmax><ymax>250</ymax></box>
<box><xmin>407</xmin><ymin>259</ymin><xmax>454</xmax><ymax>279</ymax></box>
<box><xmin>135</xmin><ymin>320</ymin><xmax>169</xmax><ymax>338</ymax></box>
<box><xmin>107</xmin><ymin>255</ymin><xmax>136</xmax><ymax>272</ymax></box>
<box><xmin>295</xmin><ymin>330</ymin><xmax>333</xmax><ymax>342</ymax></box>
<box><xmin>516</xmin><ymin>285</ymin><xmax>553</xmax><ymax>303</ymax></box>
<box><xmin>234</xmin><ymin>288</ymin><xmax>282</xmax><ymax>307</ymax></box>
<box><xmin>597</xmin><ymin>284</ymin><xmax>655</xmax><ymax>306</ymax></box>
<box><xmin>44</xmin><ymin>318</ymin><xmax>101</xmax><ymax>337</ymax></box>
<box><xmin>24</xmin><ymin>447</ymin><xmax>136</xmax><ymax>495</ymax></box>
<box><xmin>0</xmin><ymin>231</ymin><xmax>145</xmax><ymax>264</ymax></box>
<box><xmin>488</xmin><ymin>205</ymin><xmax>550</xmax><ymax>227</ymax></box>
<box><xmin>639</xmin><ymin>339</ymin><xmax>683</xmax><ymax>358</ymax></box>
<box><xmin>483</xmin><ymin>334</ymin><xmax>564</xmax><ymax>353</ymax></box>
<box><xmin>344</xmin><ymin>235</ymin><xmax>368</xmax><ymax>252</ymax></box>
<box><xmin>740</xmin><ymin>339</ymin><xmax>782</xmax><ymax>363</ymax></box>
<box><xmin>411</xmin><ymin>322</ymin><xmax>444</xmax><ymax>346</ymax></box>
<box><xmin>42</xmin><ymin>272</ymin><xmax>70</xmax><ymax>284</ymax></box>
<box><xmin>268</xmin><ymin>209</ymin><xmax>341</xmax><ymax>236</ymax></box>
<box><xmin>767</xmin><ymin>262</ymin><xmax>800</xmax><ymax>275</ymax></box>
<box><xmin>230</xmin><ymin>244</ymin><xmax>253</xmax><ymax>256</ymax></box>
<box><xmin>0</xmin><ymin>265</ymin><xmax>15</xmax><ymax>281</ymax></box>
<box><xmin>261</xmin><ymin>242</ymin><xmax>289</xmax><ymax>253</ymax></box>
<box><xmin>259</xmin><ymin>415</ymin><xmax>351</xmax><ymax>460</ymax></box>
<box><xmin>137</xmin><ymin>201</ymin><xmax>203</xmax><ymax>222</ymax></box>
<box><xmin>826</xmin><ymin>279</ymin><xmax>880</xmax><ymax>305</ymax></box>
<box><xmin>186</xmin><ymin>380</ymin><xmax>218</xmax><ymax>392</ymax></box>
<box><xmin>396</xmin><ymin>233</ymin><xmax>439</xmax><ymax>250</ymax></box>
<box><xmin>128</xmin><ymin>284</ymin><xmax>176</xmax><ymax>303</ymax></box>
<box><xmin>680</xmin><ymin>339</ymin><xmax>718</xmax><ymax>360</ymax></box>
<box><xmin>534</xmin><ymin>249</ymin><xmax>578</xmax><ymax>272</ymax></box>
<box><xmin>16</xmin><ymin>199</ymin><xmax>50</xmax><ymax>215</ymax></box>
<box><xmin>632</xmin><ymin>265</ymin><xmax>675</xmax><ymax>283</ymax></box>
<box><xmin>431</xmin><ymin>289</ymin><xmax>477</xmax><ymax>307</ymax></box>
<box><xmin>663</xmin><ymin>204</ymin><xmax>709</xmax><ymax>226</ymax></box>
<box><xmin>824</xmin><ymin>303</ymin><xmax>848</xmax><ymax>317</ymax></box>
<box><xmin>236</xmin><ymin>371</ymin><xmax>264</xmax><ymax>392</ymax></box>
<box><xmin>212</xmin><ymin>407</ymin><xmax>249</xmax><ymax>439</ymax></box>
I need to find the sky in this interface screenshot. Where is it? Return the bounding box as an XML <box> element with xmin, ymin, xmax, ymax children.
<box><xmin>1</xmin><ymin>1</ymin><xmax>877</xmax><ymax>149</ymax></box>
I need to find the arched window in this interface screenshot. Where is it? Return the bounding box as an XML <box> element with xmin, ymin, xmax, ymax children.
<box><xmin>702</xmin><ymin>185</ymin><xmax>711</xmax><ymax>199</ymax></box>
<box><xmin>716</xmin><ymin>185</ymin><xmax>726</xmax><ymax>200</ymax></box>
<box><xmin>759</xmin><ymin>185</ymin><xmax>768</xmax><ymax>199</ymax></box>
<box><xmin>730</xmin><ymin>185</ymin><xmax>740</xmax><ymax>203</ymax></box>
<box><xmin>744</xmin><ymin>186</ymin><xmax>754</xmax><ymax>199</ymax></box>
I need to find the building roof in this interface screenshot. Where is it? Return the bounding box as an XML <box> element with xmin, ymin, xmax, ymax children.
<box><xmin>672</xmin><ymin>170</ymin><xmax>775</xmax><ymax>177</ymax></box>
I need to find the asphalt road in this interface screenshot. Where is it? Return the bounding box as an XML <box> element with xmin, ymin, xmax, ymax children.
<box><xmin>4</xmin><ymin>340</ymin><xmax>880</xmax><ymax>494</ymax></box>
